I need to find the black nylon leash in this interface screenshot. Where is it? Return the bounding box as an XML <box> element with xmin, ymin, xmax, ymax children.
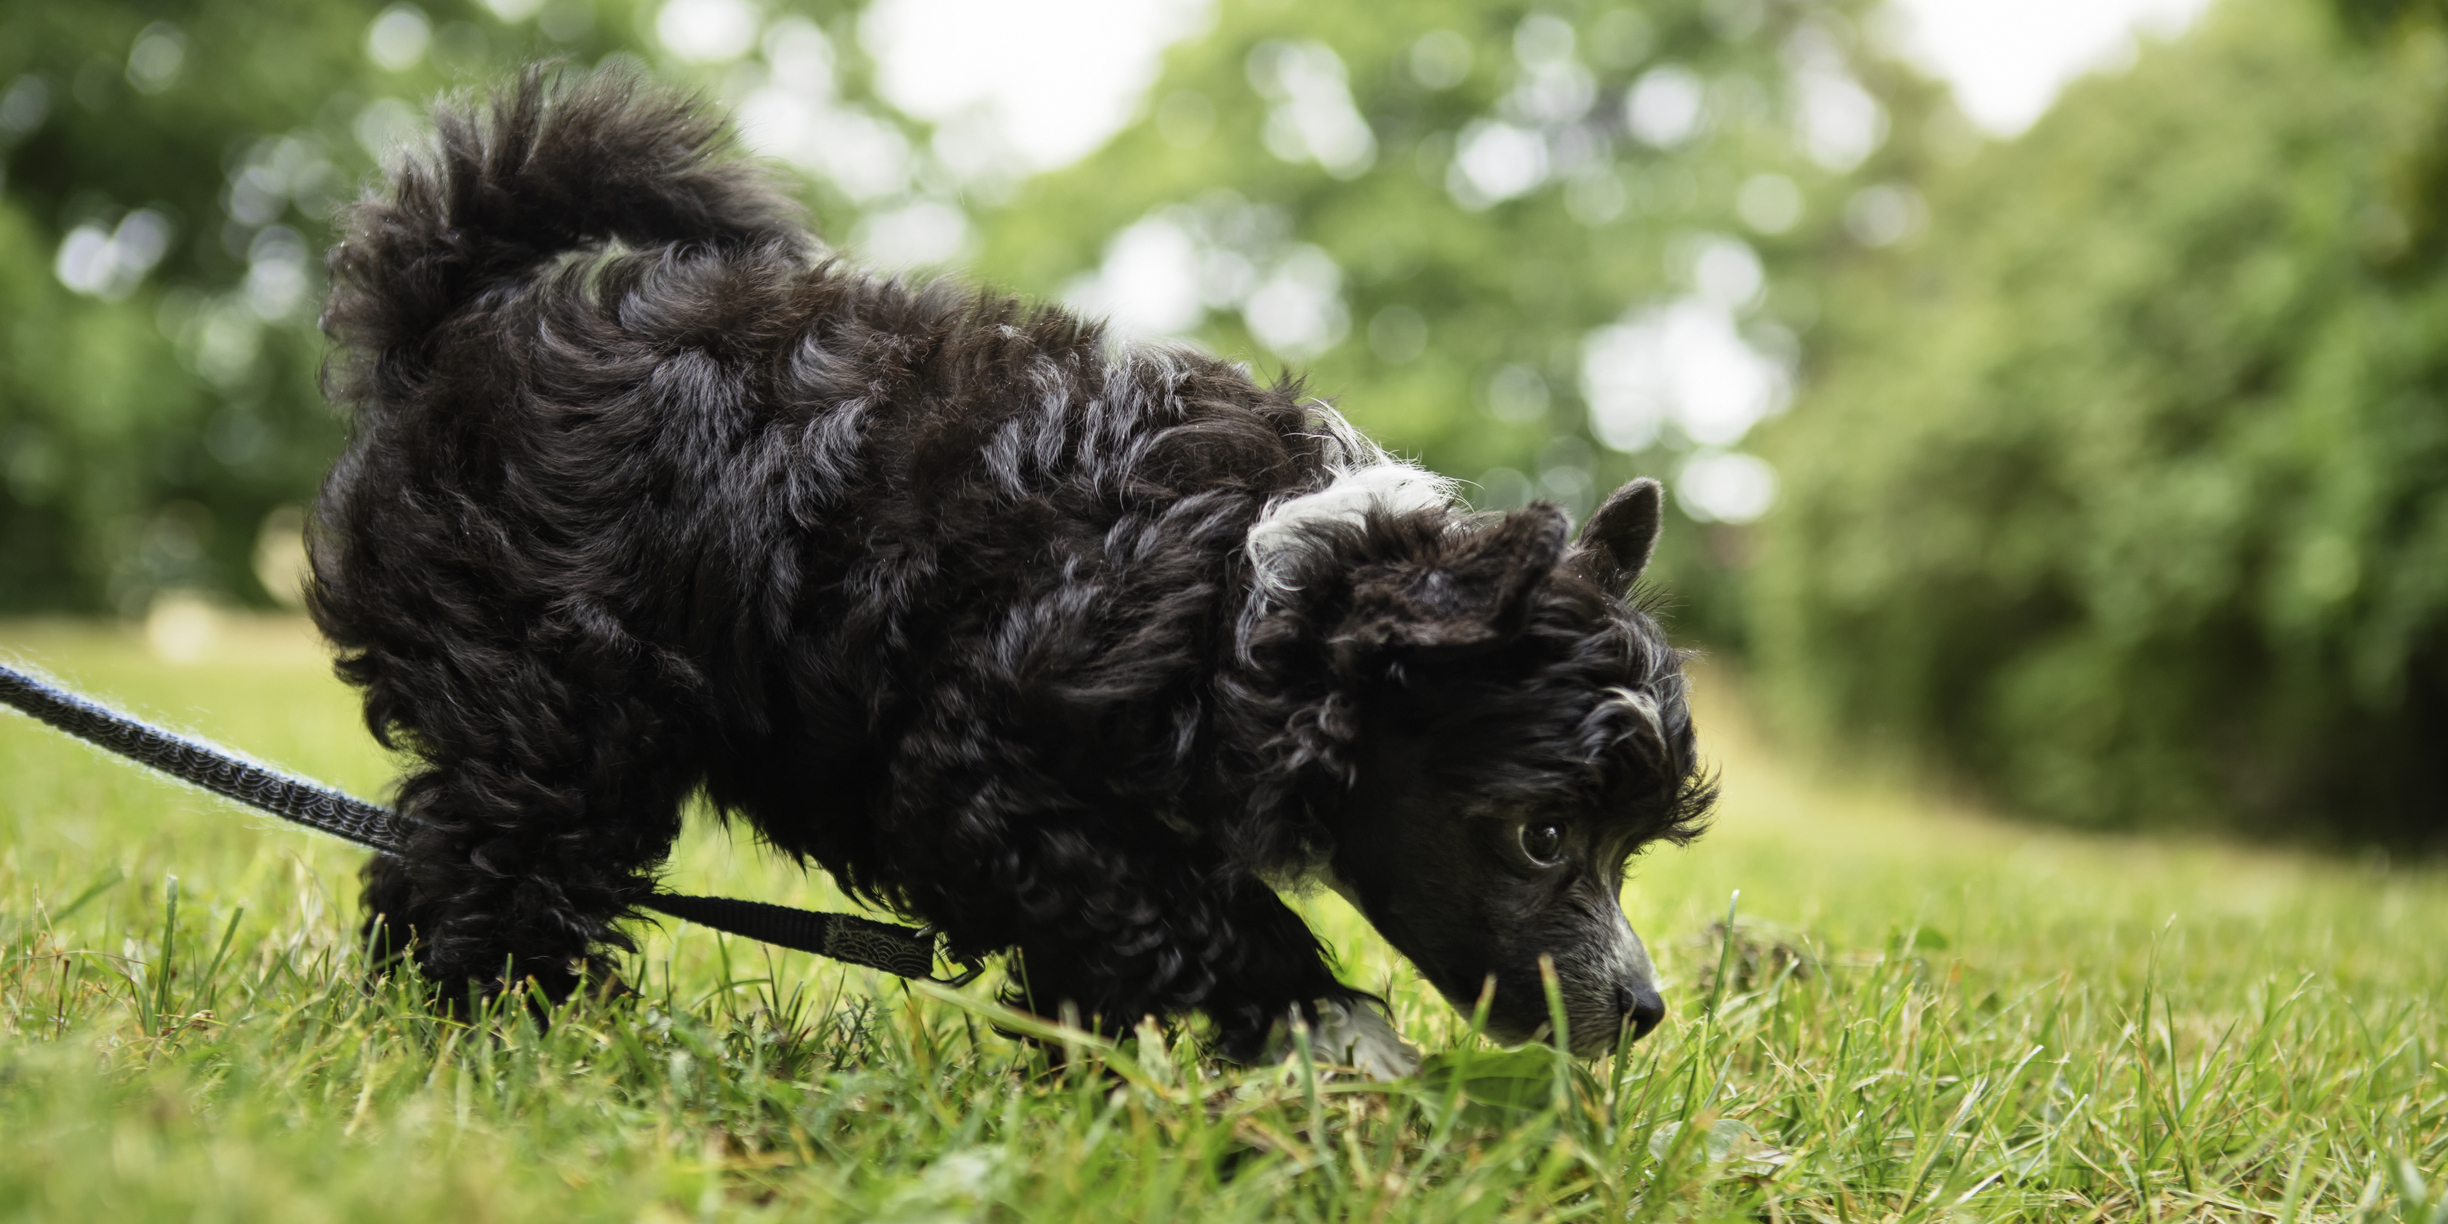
<box><xmin>0</xmin><ymin>659</ymin><xmax>981</xmax><ymax>986</ymax></box>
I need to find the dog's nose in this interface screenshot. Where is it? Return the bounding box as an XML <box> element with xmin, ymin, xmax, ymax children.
<box><xmin>1618</xmin><ymin>982</ymin><xmax>1665</xmax><ymax>1041</ymax></box>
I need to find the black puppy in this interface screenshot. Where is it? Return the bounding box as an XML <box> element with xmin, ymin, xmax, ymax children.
<box><xmin>312</xmin><ymin>68</ymin><xmax>1712</xmax><ymax>1074</ymax></box>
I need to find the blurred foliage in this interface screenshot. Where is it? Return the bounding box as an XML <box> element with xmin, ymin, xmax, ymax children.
<box><xmin>0</xmin><ymin>0</ymin><xmax>579</xmax><ymax>612</ymax></box>
<box><xmin>0</xmin><ymin>0</ymin><xmax>914</xmax><ymax>613</ymax></box>
<box><xmin>1749</xmin><ymin>0</ymin><xmax>2448</xmax><ymax>844</ymax></box>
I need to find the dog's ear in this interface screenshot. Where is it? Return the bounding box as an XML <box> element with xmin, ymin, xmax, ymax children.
<box><xmin>1570</xmin><ymin>478</ymin><xmax>1664</xmax><ymax>593</ymax></box>
<box><xmin>1336</xmin><ymin>504</ymin><xmax>1570</xmax><ymax>664</ymax></box>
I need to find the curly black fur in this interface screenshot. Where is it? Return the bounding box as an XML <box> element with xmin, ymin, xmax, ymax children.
<box><xmin>311</xmin><ymin>67</ymin><xmax>1710</xmax><ymax>1057</ymax></box>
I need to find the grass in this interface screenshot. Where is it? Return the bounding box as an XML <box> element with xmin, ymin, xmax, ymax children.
<box><xmin>1</xmin><ymin>615</ymin><xmax>2442</xmax><ymax>1223</ymax></box>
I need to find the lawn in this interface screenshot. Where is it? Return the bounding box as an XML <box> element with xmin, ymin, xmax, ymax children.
<box><xmin>1</xmin><ymin>616</ymin><xmax>2442</xmax><ymax>1222</ymax></box>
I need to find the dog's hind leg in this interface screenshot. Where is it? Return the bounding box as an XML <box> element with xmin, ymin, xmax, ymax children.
<box><xmin>354</xmin><ymin>669</ymin><xmax>699</xmax><ymax>1008</ymax></box>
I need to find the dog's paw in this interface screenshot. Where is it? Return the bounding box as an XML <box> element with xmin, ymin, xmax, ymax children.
<box><xmin>1262</xmin><ymin>996</ymin><xmax>1422</xmax><ymax>1082</ymax></box>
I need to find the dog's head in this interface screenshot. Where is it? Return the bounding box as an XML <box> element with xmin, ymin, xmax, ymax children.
<box><xmin>1306</xmin><ymin>478</ymin><xmax>1712</xmax><ymax>1055</ymax></box>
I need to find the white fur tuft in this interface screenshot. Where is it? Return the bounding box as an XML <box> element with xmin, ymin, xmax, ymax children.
<box><xmin>1245</xmin><ymin>404</ymin><xmax>1456</xmax><ymax>600</ymax></box>
<box><xmin>1603</xmin><ymin>686</ymin><xmax>1664</xmax><ymax>744</ymax></box>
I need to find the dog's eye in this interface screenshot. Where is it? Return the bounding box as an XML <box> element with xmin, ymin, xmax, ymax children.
<box><xmin>1518</xmin><ymin>822</ymin><xmax>1567</xmax><ymax>866</ymax></box>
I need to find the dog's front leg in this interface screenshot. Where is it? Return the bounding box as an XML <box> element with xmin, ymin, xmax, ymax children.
<box><xmin>1188</xmin><ymin>889</ymin><xmax>1420</xmax><ymax>1079</ymax></box>
<box><xmin>979</xmin><ymin>862</ymin><xmax>1414</xmax><ymax>1078</ymax></box>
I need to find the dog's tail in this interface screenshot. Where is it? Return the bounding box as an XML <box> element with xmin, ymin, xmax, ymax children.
<box><xmin>323</xmin><ymin>65</ymin><xmax>803</xmax><ymax>390</ymax></box>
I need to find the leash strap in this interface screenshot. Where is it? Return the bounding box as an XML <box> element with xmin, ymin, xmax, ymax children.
<box><xmin>1</xmin><ymin>660</ymin><xmax>407</xmax><ymax>852</ymax></box>
<box><xmin>634</xmin><ymin>894</ymin><xmax>940</xmax><ymax>980</ymax></box>
<box><xmin>0</xmin><ymin>659</ymin><xmax>980</xmax><ymax>986</ymax></box>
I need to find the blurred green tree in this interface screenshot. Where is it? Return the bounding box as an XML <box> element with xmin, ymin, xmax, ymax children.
<box><xmin>1</xmin><ymin>0</ymin><xmax>577</xmax><ymax>612</ymax></box>
<box><xmin>1748</xmin><ymin>0</ymin><xmax>2448</xmax><ymax>843</ymax></box>
<box><xmin>0</xmin><ymin>0</ymin><xmax>924</xmax><ymax>613</ymax></box>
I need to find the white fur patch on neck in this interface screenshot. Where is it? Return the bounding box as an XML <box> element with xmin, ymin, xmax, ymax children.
<box><xmin>1245</xmin><ymin>404</ymin><xmax>1455</xmax><ymax>600</ymax></box>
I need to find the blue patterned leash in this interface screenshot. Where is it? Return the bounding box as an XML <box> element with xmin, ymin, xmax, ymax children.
<box><xmin>0</xmin><ymin>659</ymin><xmax>980</xmax><ymax>986</ymax></box>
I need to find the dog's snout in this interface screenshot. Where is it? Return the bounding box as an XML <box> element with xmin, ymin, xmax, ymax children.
<box><xmin>1618</xmin><ymin>982</ymin><xmax>1665</xmax><ymax>1041</ymax></box>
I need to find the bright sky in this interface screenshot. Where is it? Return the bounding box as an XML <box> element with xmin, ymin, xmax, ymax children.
<box><xmin>859</xmin><ymin>0</ymin><xmax>1210</xmax><ymax>170</ymax></box>
<box><xmin>1884</xmin><ymin>0</ymin><xmax>2217</xmax><ymax>134</ymax></box>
